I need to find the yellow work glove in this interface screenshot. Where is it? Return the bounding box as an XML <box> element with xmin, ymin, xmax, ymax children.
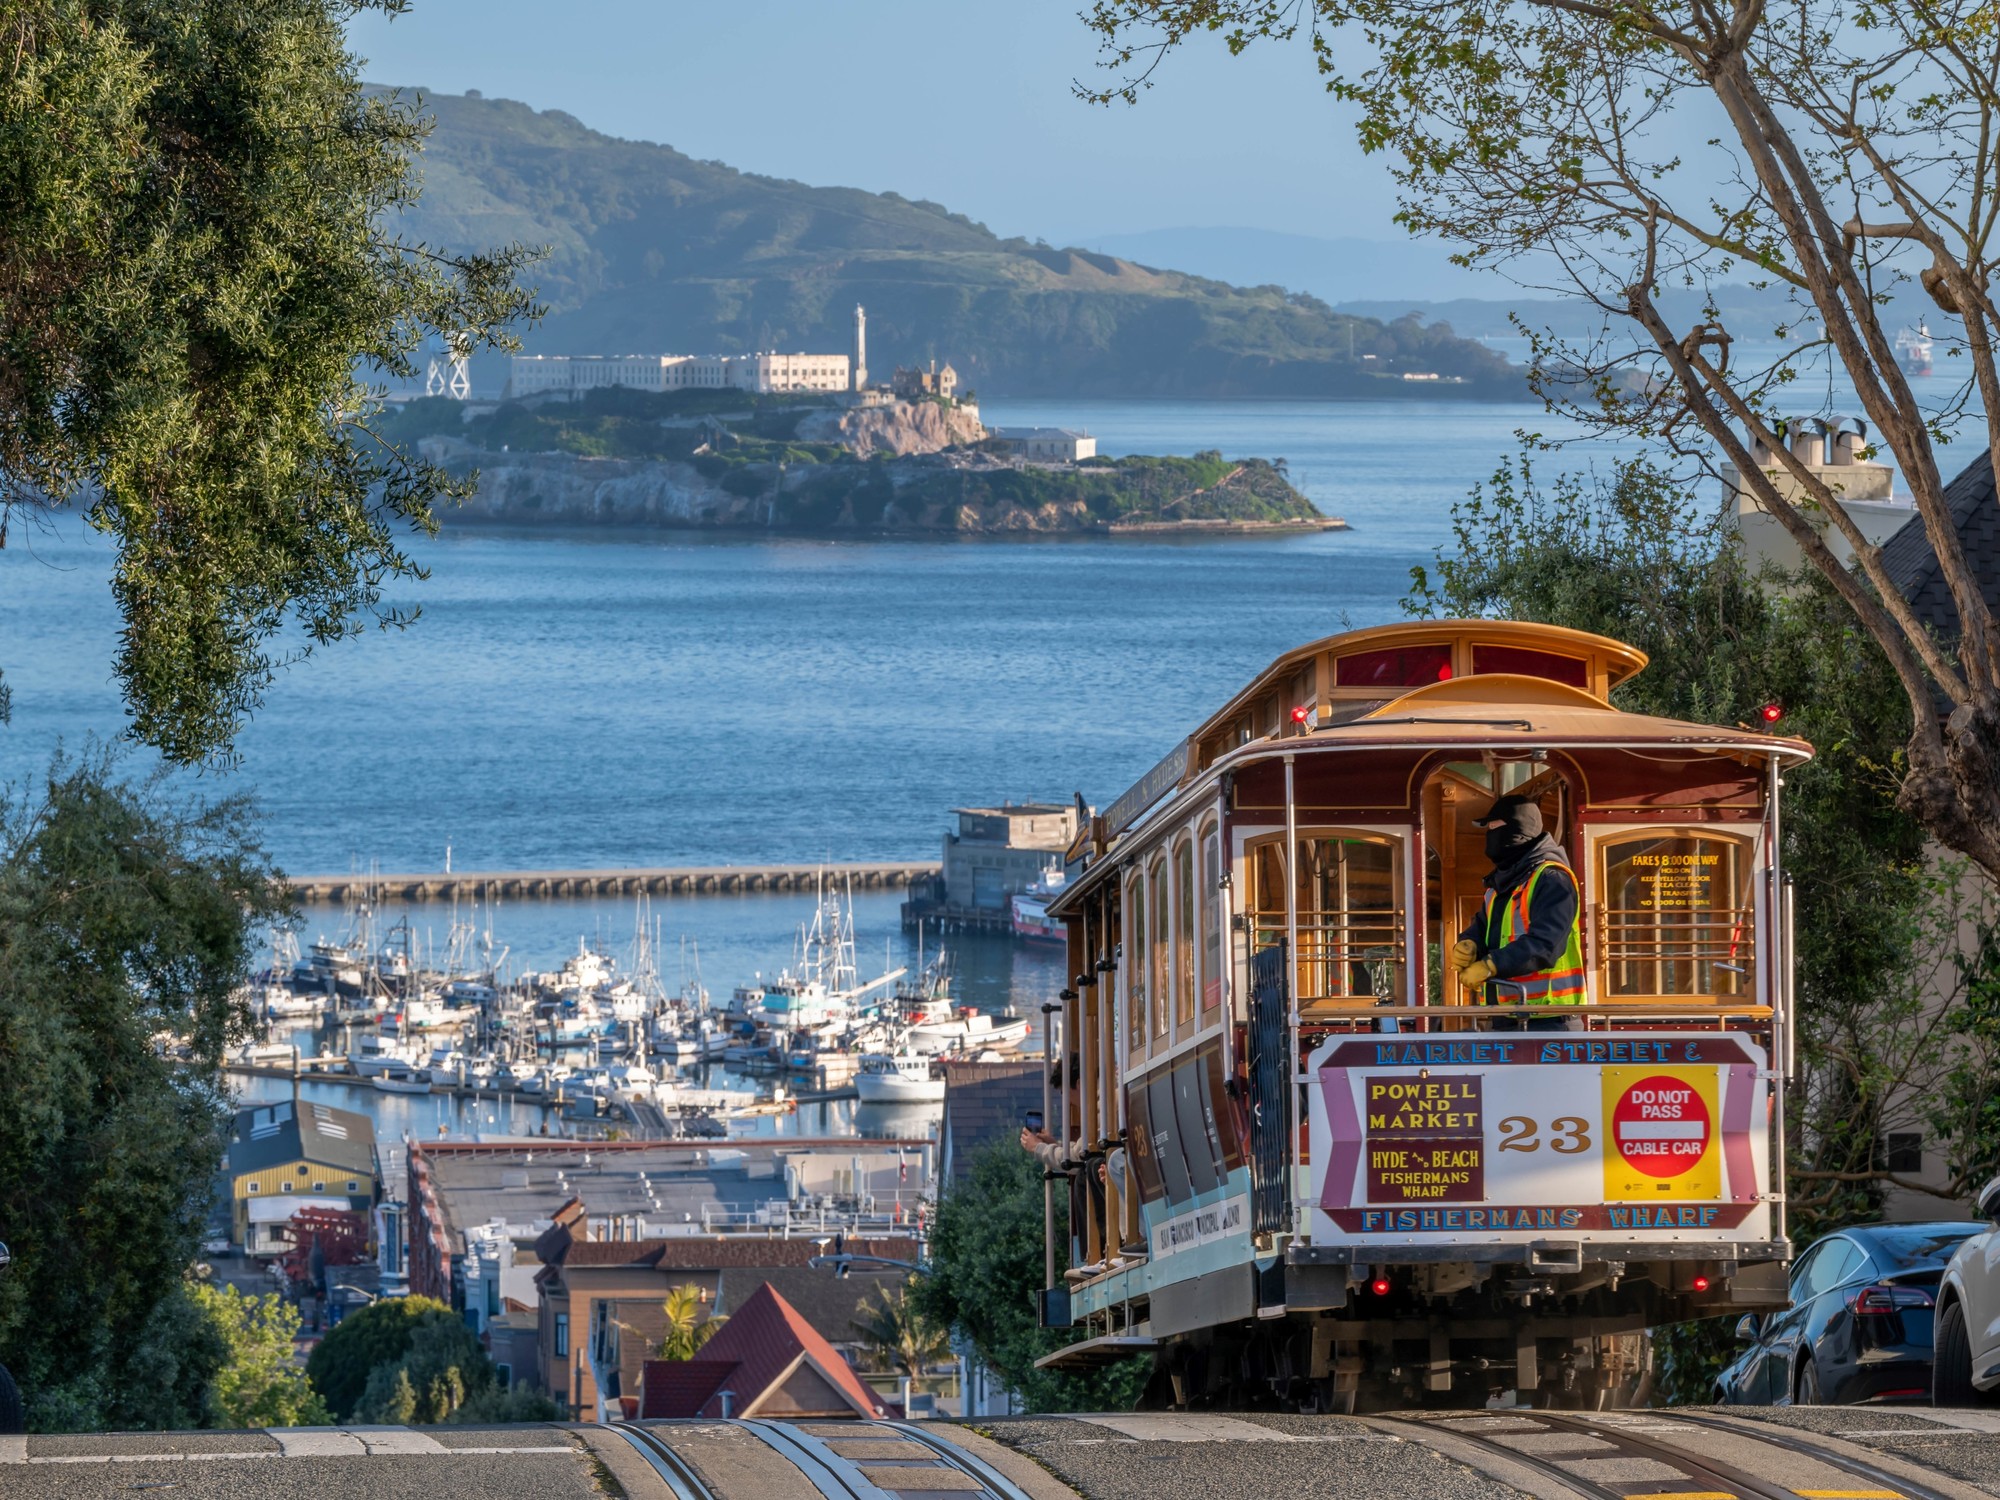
<box><xmin>1450</xmin><ymin>938</ymin><xmax>1480</xmax><ymax>967</ymax></box>
<box><xmin>1459</xmin><ymin>958</ymin><xmax>1497</xmax><ymax>990</ymax></box>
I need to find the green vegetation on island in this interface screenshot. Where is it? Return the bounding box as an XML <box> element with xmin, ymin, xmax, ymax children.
<box><xmin>381</xmin><ymin>391</ymin><xmax>1332</xmax><ymax>534</ymax></box>
<box><xmin>387</xmin><ymin>89</ymin><xmax>1517</xmax><ymax>399</ymax></box>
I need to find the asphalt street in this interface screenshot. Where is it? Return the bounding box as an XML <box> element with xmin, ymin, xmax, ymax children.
<box><xmin>0</xmin><ymin>1410</ymin><xmax>1994</xmax><ymax>1500</ymax></box>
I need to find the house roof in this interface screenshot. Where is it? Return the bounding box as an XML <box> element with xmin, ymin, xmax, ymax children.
<box><xmin>1879</xmin><ymin>450</ymin><xmax>2000</xmax><ymax>639</ymax></box>
<box><xmin>716</xmin><ymin>1265</ymin><xmax>901</xmax><ymax>1347</ymax></box>
<box><xmin>940</xmin><ymin>1061</ymin><xmax>1043</xmax><ymax>1182</ymax></box>
<box><xmin>227</xmin><ymin>1100</ymin><xmax>376</xmax><ymax>1179</ymax></box>
<box><xmin>639</xmin><ymin>1281</ymin><xmax>889</xmax><ymax>1420</ymax></box>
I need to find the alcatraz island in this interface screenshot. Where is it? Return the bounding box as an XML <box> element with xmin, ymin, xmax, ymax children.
<box><xmin>381</xmin><ymin>305</ymin><xmax>1342</xmax><ymax>537</ymax></box>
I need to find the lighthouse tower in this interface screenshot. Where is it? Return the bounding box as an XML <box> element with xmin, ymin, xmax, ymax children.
<box><xmin>852</xmin><ymin>304</ymin><xmax>868</xmax><ymax>393</ymax></box>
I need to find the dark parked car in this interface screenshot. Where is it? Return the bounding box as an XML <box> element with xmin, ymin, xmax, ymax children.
<box><xmin>1717</xmin><ymin>1222</ymin><xmax>1986</xmax><ymax>1405</ymax></box>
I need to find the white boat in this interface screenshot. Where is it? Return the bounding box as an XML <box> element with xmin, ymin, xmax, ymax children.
<box><xmin>349</xmin><ymin>1032</ymin><xmax>427</xmax><ymax>1078</ymax></box>
<box><xmin>382</xmin><ymin>992</ymin><xmax>479</xmax><ymax>1033</ymax></box>
<box><xmin>517</xmin><ymin>1062</ymin><xmax>574</xmax><ymax>1097</ymax></box>
<box><xmin>907</xmin><ymin>1007</ymin><xmax>1034</xmax><ymax>1056</ymax></box>
<box><xmin>598</xmin><ymin>1063</ymin><xmax>661</xmax><ymax>1102</ymax></box>
<box><xmin>854</xmin><ymin>1051</ymin><xmax>945</xmax><ymax>1103</ymax></box>
<box><xmin>370</xmin><ymin>1060</ymin><xmax>432</xmax><ymax>1093</ymax></box>
<box><xmin>260</xmin><ymin>986</ymin><xmax>327</xmax><ymax>1020</ymax></box>
<box><xmin>1010</xmin><ymin>869</ymin><xmax>1068</xmax><ymax>944</ymax></box>
<box><xmin>229</xmin><ymin>1040</ymin><xmax>299</xmax><ymax>1067</ymax></box>
<box><xmin>1896</xmin><ymin>319</ymin><xmax>1935</xmax><ymax>376</ymax></box>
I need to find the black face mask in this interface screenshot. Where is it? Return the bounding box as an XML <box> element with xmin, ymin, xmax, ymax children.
<box><xmin>1485</xmin><ymin>826</ymin><xmax>1516</xmax><ymax>864</ymax></box>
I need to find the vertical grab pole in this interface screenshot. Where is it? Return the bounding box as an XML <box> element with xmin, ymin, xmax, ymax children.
<box><xmin>1041</xmin><ymin>999</ymin><xmax>1056</xmax><ymax>1292</ymax></box>
<box><xmin>1283</xmin><ymin>753</ymin><xmax>1301</xmax><ymax>1237</ymax></box>
<box><xmin>1216</xmin><ymin>781</ymin><xmax>1236</xmax><ymax>1080</ymax></box>
<box><xmin>1766</xmin><ymin>751</ymin><xmax>1788</xmax><ymax>1250</ymax></box>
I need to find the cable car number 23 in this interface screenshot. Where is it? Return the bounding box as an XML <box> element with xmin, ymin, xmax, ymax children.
<box><xmin>1497</xmin><ymin>1116</ymin><xmax>1592</xmax><ymax>1153</ymax></box>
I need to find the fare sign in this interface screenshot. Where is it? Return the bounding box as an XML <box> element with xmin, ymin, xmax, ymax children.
<box><xmin>1601</xmin><ymin>1067</ymin><xmax>1720</xmax><ymax>1201</ymax></box>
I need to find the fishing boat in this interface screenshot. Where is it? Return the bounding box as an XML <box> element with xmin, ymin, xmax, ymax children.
<box><xmin>854</xmin><ymin>1051</ymin><xmax>945</xmax><ymax>1103</ymax></box>
<box><xmin>349</xmin><ymin>1031</ymin><xmax>426</xmax><ymax>1078</ymax></box>
<box><xmin>1010</xmin><ymin>870</ymin><xmax>1068</xmax><ymax>943</ymax></box>
<box><xmin>906</xmin><ymin>1006</ymin><xmax>1033</xmax><ymax>1056</ymax></box>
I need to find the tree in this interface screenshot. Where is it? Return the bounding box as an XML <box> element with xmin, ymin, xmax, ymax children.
<box><xmin>652</xmin><ymin>1284</ymin><xmax>723</xmax><ymax>1362</ymax></box>
<box><xmin>913</xmin><ymin>1142</ymin><xmax>1149</xmax><ymax>1413</ymax></box>
<box><xmin>304</xmin><ymin>1294</ymin><xmax>456</xmax><ymax>1421</ymax></box>
<box><xmin>0</xmin><ymin>753</ymin><xmax>282</xmax><ymax>1430</ymax></box>
<box><xmin>0</xmin><ymin>1</ymin><xmax>538</xmax><ymax>764</ymax></box>
<box><xmin>187</xmin><ymin>1282</ymin><xmax>332</xmax><ymax>1429</ymax></box>
<box><xmin>1082</xmin><ymin>0</ymin><xmax>2000</xmax><ymax>890</ymax></box>
<box><xmin>854</xmin><ymin>1281</ymin><xmax>950</xmax><ymax>1389</ymax></box>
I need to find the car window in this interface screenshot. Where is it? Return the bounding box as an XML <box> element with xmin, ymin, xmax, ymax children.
<box><xmin>1798</xmin><ymin>1239</ymin><xmax>1864</xmax><ymax>1297</ymax></box>
<box><xmin>1859</xmin><ymin>1224</ymin><xmax>1986</xmax><ymax>1272</ymax></box>
<box><xmin>1787</xmin><ymin>1242</ymin><xmax>1828</xmax><ymax>1298</ymax></box>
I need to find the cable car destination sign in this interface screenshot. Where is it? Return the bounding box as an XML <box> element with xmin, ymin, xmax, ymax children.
<box><xmin>1305</xmin><ymin>1033</ymin><xmax>1768</xmax><ymax>1245</ymax></box>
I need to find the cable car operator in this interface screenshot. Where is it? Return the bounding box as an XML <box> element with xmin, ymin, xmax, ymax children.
<box><xmin>1452</xmin><ymin>794</ymin><xmax>1585</xmax><ymax>1032</ymax></box>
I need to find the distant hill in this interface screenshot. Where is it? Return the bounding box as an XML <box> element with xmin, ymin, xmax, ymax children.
<box><xmin>1058</xmin><ymin>226</ymin><xmax>1505</xmax><ymax>305</ymax></box>
<box><xmin>387</xmin><ymin>90</ymin><xmax>1520</xmax><ymax>399</ymax></box>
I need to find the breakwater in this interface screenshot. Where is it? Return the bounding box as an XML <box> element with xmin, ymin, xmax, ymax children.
<box><xmin>287</xmin><ymin>860</ymin><xmax>939</xmax><ymax>904</ymax></box>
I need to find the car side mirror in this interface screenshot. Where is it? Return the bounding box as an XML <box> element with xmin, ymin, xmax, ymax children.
<box><xmin>1734</xmin><ymin>1313</ymin><xmax>1760</xmax><ymax>1342</ymax></box>
<box><xmin>1979</xmin><ymin>1176</ymin><xmax>2000</xmax><ymax>1225</ymax></box>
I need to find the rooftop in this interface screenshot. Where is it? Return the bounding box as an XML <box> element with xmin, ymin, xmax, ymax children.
<box><xmin>228</xmin><ymin>1099</ymin><xmax>377</xmax><ymax>1179</ymax></box>
<box><xmin>1879</xmin><ymin>450</ymin><xmax>1999</xmax><ymax>641</ymax></box>
<box><xmin>989</xmin><ymin>426</ymin><xmax>1091</xmax><ymax>440</ymax></box>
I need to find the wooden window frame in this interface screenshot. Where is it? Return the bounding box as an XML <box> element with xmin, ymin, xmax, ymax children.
<box><xmin>1590</xmin><ymin>824</ymin><xmax>1759</xmax><ymax>1003</ymax></box>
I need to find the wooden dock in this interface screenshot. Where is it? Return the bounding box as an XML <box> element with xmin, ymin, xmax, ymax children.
<box><xmin>286</xmin><ymin>860</ymin><xmax>940</xmax><ymax>904</ymax></box>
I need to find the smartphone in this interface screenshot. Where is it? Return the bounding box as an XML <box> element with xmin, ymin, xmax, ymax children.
<box><xmin>1024</xmin><ymin>1109</ymin><xmax>1044</xmax><ymax>1133</ymax></box>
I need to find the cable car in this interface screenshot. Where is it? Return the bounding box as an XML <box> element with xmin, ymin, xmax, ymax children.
<box><xmin>1034</xmin><ymin>619</ymin><xmax>1806</xmax><ymax>1410</ymax></box>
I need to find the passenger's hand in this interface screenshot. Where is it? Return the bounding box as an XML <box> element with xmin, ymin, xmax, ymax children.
<box><xmin>1019</xmin><ymin>1127</ymin><xmax>1052</xmax><ymax>1151</ymax></box>
<box><xmin>1450</xmin><ymin>938</ymin><xmax>1480</xmax><ymax>967</ymax></box>
<box><xmin>1459</xmin><ymin>957</ymin><xmax>1497</xmax><ymax>990</ymax></box>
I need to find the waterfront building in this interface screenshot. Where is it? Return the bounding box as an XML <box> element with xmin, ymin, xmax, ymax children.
<box><xmin>403</xmin><ymin>1138</ymin><xmax>934</xmax><ymax>1407</ymax></box>
<box><xmin>223</xmin><ymin>1099</ymin><xmax>379</xmax><ymax>1256</ymax></box>
<box><xmin>940</xmin><ymin>802</ymin><xmax>1079</xmax><ymax>914</ymax></box>
<box><xmin>988</xmin><ymin>426</ymin><xmax>1097</xmax><ymax>461</ymax></box>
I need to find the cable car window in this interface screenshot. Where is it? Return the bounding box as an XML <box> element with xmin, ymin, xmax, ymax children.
<box><xmin>1600</xmin><ymin>831</ymin><xmax>1754</xmax><ymax>998</ymax></box>
<box><xmin>1250</xmin><ymin>832</ymin><xmax>1406</xmax><ymax>1011</ymax></box>
<box><xmin>1126</xmin><ymin>875</ymin><xmax>1147</xmax><ymax>1055</ymax></box>
<box><xmin>1201</xmin><ymin>825</ymin><xmax>1223</xmax><ymax>1014</ymax></box>
<box><xmin>1151</xmin><ymin>855</ymin><xmax>1171</xmax><ymax>1041</ymax></box>
<box><xmin>1335</xmin><ymin>643</ymin><xmax>1453</xmax><ymax>687</ymax></box>
<box><xmin>1470</xmin><ymin>644</ymin><xmax>1589</xmax><ymax>687</ymax></box>
<box><xmin>1175</xmin><ymin>840</ymin><xmax>1197</xmax><ymax>1029</ymax></box>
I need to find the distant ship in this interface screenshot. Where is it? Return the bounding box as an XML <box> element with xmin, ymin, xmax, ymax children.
<box><xmin>1896</xmin><ymin>320</ymin><xmax>1934</xmax><ymax>377</ymax></box>
<box><xmin>1010</xmin><ymin>871</ymin><xmax>1067</xmax><ymax>944</ymax></box>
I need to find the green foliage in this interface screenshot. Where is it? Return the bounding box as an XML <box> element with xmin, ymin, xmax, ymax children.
<box><xmin>387</xmin><ymin>90</ymin><xmax>1515</xmax><ymax>399</ymax></box>
<box><xmin>304</xmin><ymin>1294</ymin><xmax>457</xmax><ymax>1421</ymax></box>
<box><xmin>653</xmin><ymin>1284</ymin><xmax>724</xmax><ymax>1362</ymax></box>
<box><xmin>0</xmin><ymin>753</ymin><xmax>282</xmax><ymax>1431</ymax></box>
<box><xmin>317</xmin><ymin>1296</ymin><xmax>505</xmax><ymax>1425</ymax></box>
<box><xmin>454</xmin><ymin>1380</ymin><xmax>561</xmax><ymax>1423</ymax></box>
<box><xmin>854</xmin><ymin>1281</ymin><xmax>951</xmax><ymax>1387</ymax></box>
<box><xmin>187</xmin><ymin>1282</ymin><xmax>332</xmax><ymax>1429</ymax></box>
<box><xmin>1653</xmin><ymin>1316</ymin><xmax>1740</xmax><ymax>1407</ymax></box>
<box><xmin>0</xmin><ymin>4</ymin><xmax>537</xmax><ymax>765</ymax></box>
<box><xmin>913</xmin><ymin>1142</ymin><xmax>1149</xmax><ymax>1413</ymax></box>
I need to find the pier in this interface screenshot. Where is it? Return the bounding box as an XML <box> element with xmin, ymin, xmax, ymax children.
<box><xmin>287</xmin><ymin>859</ymin><xmax>940</xmax><ymax>904</ymax></box>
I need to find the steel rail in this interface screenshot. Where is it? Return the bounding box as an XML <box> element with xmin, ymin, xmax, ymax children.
<box><xmin>607</xmin><ymin>1422</ymin><xmax>724</xmax><ymax>1500</ymax></box>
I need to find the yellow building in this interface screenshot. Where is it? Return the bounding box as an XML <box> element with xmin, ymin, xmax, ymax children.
<box><xmin>224</xmin><ymin>1099</ymin><xmax>379</xmax><ymax>1256</ymax></box>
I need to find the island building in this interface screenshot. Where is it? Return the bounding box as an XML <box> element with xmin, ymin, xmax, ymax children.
<box><xmin>402</xmin><ymin>1138</ymin><xmax>933</xmax><ymax>1414</ymax></box>
<box><xmin>988</xmin><ymin>427</ymin><xmax>1097</xmax><ymax>462</ymax></box>
<box><xmin>508</xmin><ymin>350</ymin><xmax>851</xmax><ymax>398</ymax></box>
<box><xmin>1723</xmin><ymin>416</ymin><xmax>1912</xmax><ymax>573</ymax></box>
<box><xmin>222</xmin><ymin>1098</ymin><xmax>379</xmax><ymax>1256</ymax></box>
<box><xmin>890</xmin><ymin>359</ymin><xmax>959</xmax><ymax>402</ymax></box>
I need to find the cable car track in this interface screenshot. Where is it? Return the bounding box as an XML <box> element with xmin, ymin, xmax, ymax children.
<box><xmin>1373</xmin><ymin>1410</ymin><xmax>1976</xmax><ymax>1500</ymax></box>
<box><xmin>606</xmin><ymin>1418</ymin><xmax>1043</xmax><ymax>1500</ymax></box>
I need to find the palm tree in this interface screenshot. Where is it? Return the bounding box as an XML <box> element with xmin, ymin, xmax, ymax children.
<box><xmin>854</xmin><ymin>1281</ymin><xmax>949</xmax><ymax>1391</ymax></box>
<box><xmin>654</xmin><ymin>1283</ymin><xmax>724</xmax><ymax>1361</ymax></box>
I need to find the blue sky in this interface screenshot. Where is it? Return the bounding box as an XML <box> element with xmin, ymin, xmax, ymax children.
<box><xmin>344</xmin><ymin>0</ymin><xmax>1404</xmax><ymax>245</ymax></box>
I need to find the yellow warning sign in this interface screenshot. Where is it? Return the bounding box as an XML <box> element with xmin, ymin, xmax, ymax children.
<box><xmin>1601</xmin><ymin>1065</ymin><xmax>1722</xmax><ymax>1201</ymax></box>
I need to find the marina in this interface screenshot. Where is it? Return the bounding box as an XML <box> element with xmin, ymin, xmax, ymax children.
<box><xmin>221</xmin><ymin>878</ymin><xmax>1039</xmax><ymax>1149</ymax></box>
<box><xmin>289</xmin><ymin>858</ymin><xmax>939</xmax><ymax>904</ymax></box>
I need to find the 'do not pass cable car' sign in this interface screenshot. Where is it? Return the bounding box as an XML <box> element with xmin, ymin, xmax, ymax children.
<box><xmin>1305</xmin><ymin>1034</ymin><xmax>1767</xmax><ymax>1245</ymax></box>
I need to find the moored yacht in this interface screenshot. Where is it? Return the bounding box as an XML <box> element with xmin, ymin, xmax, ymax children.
<box><xmin>854</xmin><ymin>1050</ymin><xmax>945</xmax><ymax>1103</ymax></box>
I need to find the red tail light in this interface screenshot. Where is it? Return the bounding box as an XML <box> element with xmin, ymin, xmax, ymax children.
<box><xmin>1848</xmin><ymin>1283</ymin><xmax>1934</xmax><ymax>1314</ymax></box>
<box><xmin>1370</xmin><ymin>1277</ymin><xmax>1392</xmax><ymax>1296</ymax></box>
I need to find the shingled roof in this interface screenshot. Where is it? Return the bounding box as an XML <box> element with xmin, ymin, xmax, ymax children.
<box><xmin>1879</xmin><ymin>450</ymin><xmax>2000</xmax><ymax>638</ymax></box>
<box><xmin>226</xmin><ymin>1100</ymin><xmax>376</xmax><ymax>1179</ymax></box>
<box><xmin>639</xmin><ymin>1281</ymin><xmax>889</xmax><ymax>1420</ymax></box>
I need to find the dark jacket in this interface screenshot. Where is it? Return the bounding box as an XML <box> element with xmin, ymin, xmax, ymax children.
<box><xmin>1460</xmin><ymin>834</ymin><xmax>1579</xmax><ymax>981</ymax></box>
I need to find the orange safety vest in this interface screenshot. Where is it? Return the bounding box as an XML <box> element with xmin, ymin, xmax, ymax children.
<box><xmin>1481</xmin><ymin>860</ymin><xmax>1586</xmax><ymax>1004</ymax></box>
